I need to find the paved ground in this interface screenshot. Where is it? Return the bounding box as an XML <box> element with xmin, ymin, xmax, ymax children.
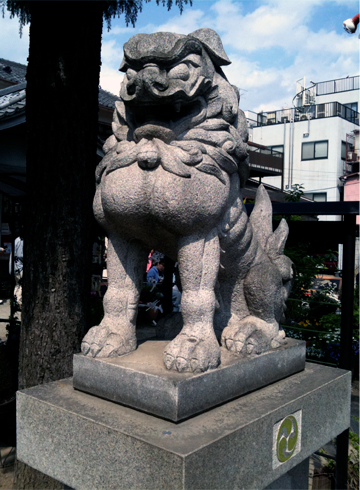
<box><xmin>0</xmin><ymin>300</ymin><xmax>11</xmax><ymax>343</ymax></box>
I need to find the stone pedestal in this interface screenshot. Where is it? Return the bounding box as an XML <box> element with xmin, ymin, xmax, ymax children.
<box><xmin>73</xmin><ymin>339</ymin><xmax>306</xmax><ymax>421</ymax></box>
<box><xmin>17</xmin><ymin>363</ymin><xmax>350</xmax><ymax>490</ymax></box>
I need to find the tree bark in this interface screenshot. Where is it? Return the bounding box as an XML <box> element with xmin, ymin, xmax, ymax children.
<box><xmin>13</xmin><ymin>2</ymin><xmax>103</xmax><ymax>488</ymax></box>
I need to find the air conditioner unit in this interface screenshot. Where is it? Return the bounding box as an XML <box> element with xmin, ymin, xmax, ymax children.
<box><xmin>267</xmin><ymin>112</ymin><xmax>276</xmax><ymax>124</ymax></box>
<box><xmin>347</xmin><ymin>152</ymin><xmax>357</xmax><ymax>162</ymax></box>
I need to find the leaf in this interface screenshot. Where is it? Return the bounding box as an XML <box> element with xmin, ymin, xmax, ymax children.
<box><xmin>204</xmin><ymin>145</ymin><xmax>238</xmax><ymax>174</ymax></box>
<box><xmin>105</xmin><ymin>139</ymin><xmax>147</xmax><ymax>176</ymax></box>
<box><xmin>154</xmin><ymin>139</ymin><xmax>191</xmax><ymax>178</ymax></box>
<box><xmin>180</xmin><ymin>128</ymin><xmax>233</xmax><ymax>148</ymax></box>
<box><xmin>195</xmin><ymin>155</ymin><xmax>226</xmax><ymax>184</ymax></box>
<box><xmin>171</xmin><ymin>145</ymin><xmax>203</xmax><ymax>166</ymax></box>
<box><xmin>196</xmin><ymin>118</ymin><xmax>230</xmax><ymax>131</ymax></box>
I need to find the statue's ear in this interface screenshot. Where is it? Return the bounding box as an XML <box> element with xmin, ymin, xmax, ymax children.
<box><xmin>189</xmin><ymin>28</ymin><xmax>231</xmax><ymax>66</ymax></box>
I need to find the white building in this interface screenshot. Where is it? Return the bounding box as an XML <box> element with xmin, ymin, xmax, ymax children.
<box><xmin>245</xmin><ymin>75</ymin><xmax>359</xmax><ymax>222</ymax></box>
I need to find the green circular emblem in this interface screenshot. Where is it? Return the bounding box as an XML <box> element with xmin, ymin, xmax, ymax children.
<box><xmin>276</xmin><ymin>415</ymin><xmax>298</xmax><ymax>463</ymax></box>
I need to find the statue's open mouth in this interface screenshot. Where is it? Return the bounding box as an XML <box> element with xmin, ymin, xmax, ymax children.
<box><xmin>128</xmin><ymin>96</ymin><xmax>207</xmax><ymax>143</ymax></box>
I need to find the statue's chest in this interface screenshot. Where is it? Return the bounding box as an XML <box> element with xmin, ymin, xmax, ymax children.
<box><xmin>100</xmin><ymin>164</ymin><xmax>231</xmax><ymax>235</ymax></box>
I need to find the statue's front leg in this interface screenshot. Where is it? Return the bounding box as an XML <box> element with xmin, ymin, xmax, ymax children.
<box><xmin>81</xmin><ymin>235</ymin><xmax>148</xmax><ymax>358</ymax></box>
<box><xmin>164</xmin><ymin>229</ymin><xmax>221</xmax><ymax>373</ymax></box>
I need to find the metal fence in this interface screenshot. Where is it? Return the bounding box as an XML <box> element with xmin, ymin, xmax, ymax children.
<box><xmin>249</xmin><ymin>147</ymin><xmax>283</xmax><ymax>171</ymax></box>
<box><xmin>247</xmin><ymin>101</ymin><xmax>359</xmax><ymax>128</ymax></box>
<box><xmin>316</xmin><ymin>76</ymin><xmax>359</xmax><ymax>96</ymax></box>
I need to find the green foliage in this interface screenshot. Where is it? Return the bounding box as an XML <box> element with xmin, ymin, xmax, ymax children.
<box><xmin>284</xmin><ymin>243</ymin><xmax>326</xmax><ymax>323</ymax></box>
<box><xmin>1</xmin><ymin>0</ymin><xmax>31</xmax><ymax>34</ymax></box>
<box><xmin>103</xmin><ymin>0</ymin><xmax>191</xmax><ymax>29</ymax></box>
<box><xmin>283</xmin><ymin>242</ymin><xmax>359</xmax><ymax>368</ymax></box>
<box><xmin>285</xmin><ymin>183</ymin><xmax>305</xmax><ymax>202</ymax></box>
<box><xmin>354</xmin><ymin>284</ymin><xmax>359</xmax><ymax>329</ymax></box>
<box><xmin>1</xmin><ymin>0</ymin><xmax>192</xmax><ymax>34</ymax></box>
<box><xmin>306</xmin><ymin>288</ymin><xmax>339</xmax><ymax>323</ymax></box>
<box><xmin>273</xmin><ymin>183</ymin><xmax>306</xmax><ymax>222</ymax></box>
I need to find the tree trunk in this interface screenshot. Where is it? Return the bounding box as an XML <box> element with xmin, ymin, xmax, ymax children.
<box><xmin>13</xmin><ymin>2</ymin><xmax>103</xmax><ymax>488</ymax></box>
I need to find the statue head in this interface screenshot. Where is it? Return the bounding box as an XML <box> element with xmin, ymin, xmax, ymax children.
<box><xmin>98</xmin><ymin>28</ymin><xmax>250</xmax><ymax>187</ymax></box>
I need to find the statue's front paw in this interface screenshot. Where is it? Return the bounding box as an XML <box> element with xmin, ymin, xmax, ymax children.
<box><xmin>163</xmin><ymin>332</ymin><xmax>220</xmax><ymax>373</ymax></box>
<box><xmin>81</xmin><ymin>323</ymin><xmax>136</xmax><ymax>358</ymax></box>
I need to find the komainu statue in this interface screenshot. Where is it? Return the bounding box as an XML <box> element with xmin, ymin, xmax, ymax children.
<box><xmin>81</xmin><ymin>29</ymin><xmax>294</xmax><ymax>373</ymax></box>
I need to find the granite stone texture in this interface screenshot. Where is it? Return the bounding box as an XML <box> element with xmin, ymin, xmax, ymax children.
<box><xmin>265</xmin><ymin>458</ymin><xmax>310</xmax><ymax>490</ymax></box>
<box><xmin>73</xmin><ymin>339</ymin><xmax>306</xmax><ymax>421</ymax></box>
<box><xmin>17</xmin><ymin>363</ymin><xmax>351</xmax><ymax>490</ymax></box>
<box><xmin>81</xmin><ymin>28</ymin><xmax>295</xmax><ymax>373</ymax></box>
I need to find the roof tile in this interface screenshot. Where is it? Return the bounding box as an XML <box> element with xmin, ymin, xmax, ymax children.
<box><xmin>0</xmin><ymin>59</ymin><xmax>120</xmax><ymax>124</ymax></box>
<box><xmin>0</xmin><ymin>58</ymin><xmax>27</xmax><ymax>84</ymax></box>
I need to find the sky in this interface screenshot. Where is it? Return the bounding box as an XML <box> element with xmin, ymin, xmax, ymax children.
<box><xmin>1</xmin><ymin>0</ymin><xmax>359</xmax><ymax>113</ymax></box>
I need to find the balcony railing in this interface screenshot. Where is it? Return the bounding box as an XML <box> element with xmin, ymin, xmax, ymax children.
<box><xmin>246</xmin><ymin>101</ymin><xmax>359</xmax><ymax>128</ymax></box>
<box><xmin>248</xmin><ymin>147</ymin><xmax>283</xmax><ymax>175</ymax></box>
<box><xmin>316</xmin><ymin>76</ymin><xmax>359</xmax><ymax>96</ymax></box>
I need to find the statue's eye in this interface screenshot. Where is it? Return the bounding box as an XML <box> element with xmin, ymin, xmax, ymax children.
<box><xmin>126</xmin><ymin>68</ymin><xmax>137</xmax><ymax>80</ymax></box>
<box><xmin>167</xmin><ymin>63</ymin><xmax>190</xmax><ymax>81</ymax></box>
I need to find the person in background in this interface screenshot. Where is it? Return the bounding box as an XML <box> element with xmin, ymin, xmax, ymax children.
<box><xmin>10</xmin><ymin>236</ymin><xmax>24</xmax><ymax>308</ymax></box>
<box><xmin>146</xmin><ymin>259</ymin><xmax>165</xmax><ymax>286</ymax></box>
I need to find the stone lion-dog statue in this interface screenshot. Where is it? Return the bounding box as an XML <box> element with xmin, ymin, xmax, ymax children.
<box><xmin>81</xmin><ymin>29</ymin><xmax>293</xmax><ymax>373</ymax></box>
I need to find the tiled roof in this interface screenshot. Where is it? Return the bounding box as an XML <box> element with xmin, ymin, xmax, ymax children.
<box><xmin>0</xmin><ymin>83</ymin><xmax>26</xmax><ymax>122</ymax></box>
<box><xmin>99</xmin><ymin>88</ymin><xmax>120</xmax><ymax>108</ymax></box>
<box><xmin>0</xmin><ymin>58</ymin><xmax>27</xmax><ymax>84</ymax></box>
<box><xmin>0</xmin><ymin>58</ymin><xmax>119</xmax><ymax>110</ymax></box>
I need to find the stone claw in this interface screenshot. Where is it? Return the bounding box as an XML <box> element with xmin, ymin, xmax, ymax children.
<box><xmin>222</xmin><ymin>316</ymin><xmax>282</xmax><ymax>356</ymax></box>
<box><xmin>246</xmin><ymin>343</ymin><xmax>254</xmax><ymax>354</ymax></box>
<box><xmin>81</xmin><ymin>342</ymin><xmax>90</xmax><ymax>356</ymax></box>
<box><xmin>163</xmin><ymin>331</ymin><xmax>220</xmax><ymax>373</ymax></box>
<box><xmin>90</xmin><ymin>344</ymin><xmax>102</xmax><ymax>358</ymax></box>
<box><xmin>164</xmin><ymin>354</ymin><xmax>175</xmax><ymax>370</ymax></box>
<box><xmin>225</xmin><ymin>339</ymin><xmax>234</xmax><ymax>351</ymax></box>
<box><xmin>98</xmin><ymin>343</ymin><xmax>119</xmax><ymax>358</ymax></box>
<box><xmin>80</xmin><ymin>322</ymin><xmax>136</xmax><ymax>359</ymax></box>
<box><xmin>234</xmin><ymin>340</ymin><xmax>245</xmax><ymax>353</ymax></box>
<box><xmin>190</xmin><ymin>359</ymin><xmax>200</xmax><ymax>373</ymax></box>
<box><xmin>176</xmin><ymin>357</ymin><xmax>188</xmax><ymax>372</ymax></box>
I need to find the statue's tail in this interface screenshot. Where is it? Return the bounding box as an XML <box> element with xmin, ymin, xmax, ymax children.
<box><xmin>250</xmin><ymin>185</ymin><xmax>294</xmax><ymax>286</ymax></box>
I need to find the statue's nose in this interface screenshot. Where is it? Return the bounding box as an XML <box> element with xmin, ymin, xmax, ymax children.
<box><xmin>142</xmin><ymin>64</ymin><xmax>169</xmax><ymax>92</ymax></box>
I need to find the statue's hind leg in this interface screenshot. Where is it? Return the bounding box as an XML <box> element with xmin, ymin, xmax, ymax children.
<box><xmin>81</xmin><ymin>235</ymin><xmax>148</xmax><ymax>358</ymax></box>
<box><xmin>164</xmin><ymin>229</ymin><xmax>221</xmax><ymax>373</ymax></box>
<box><xmin>221</xmin><ymin>261</ymin><xmax>286</xmax><ymax>355</ymax></box>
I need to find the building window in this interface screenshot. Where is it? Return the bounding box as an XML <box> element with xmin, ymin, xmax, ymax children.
<box><xmin>270</xmin><ymin>145</ymin><xmax>284</xmax><ymax>154</ymax></box>
<box><xmin>341</xmin><ymin>141</ymin><xmax>346</xmax><ymax>160</ymax></box>
<box><xmin>344</xmin><ymin>102</ymin><xmax>358</xmax><ymax>112</ymax></box>
<box><xmin>341</xmin><ymin>140</ymin><xmax>355</xmax><ymax>160</ymax></box>
<box><xmin>302</xmin><ymin>140</ymin><xmax>328</xmax><ymax>160</ymax></box>
<box><xmin>303</xmin><ymin>192</ymin><xmax>327</xmax><ymax>202</ymax></box>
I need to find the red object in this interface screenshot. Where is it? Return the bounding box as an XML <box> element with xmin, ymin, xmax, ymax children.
<box><xmin>146</xmin><ymin>250</ymin><xmax>153</xmax><ymax>272</ymax></box>
<box><xmin>352</xmin><ymin>14</ymin><xmax>360</xmax><ymax>27</ymax></box>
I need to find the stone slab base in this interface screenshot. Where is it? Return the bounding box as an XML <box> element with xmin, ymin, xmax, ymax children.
<box><xmin>17</xmin><ymin>363</ymin><xmax>350</xmax><ymax>490</ymax></box>
<box><xmin>73</xmin><ymin>338</ymin><xmax>306</xmax><ymax>421</ymax></box>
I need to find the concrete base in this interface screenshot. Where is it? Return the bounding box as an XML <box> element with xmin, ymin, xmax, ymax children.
<box><xmin>17</xmin><ymin>363</ymin><xmax>350</xmax><ymax>490</ymax></box>
<box><xmin>73</xmin><ymin>339</ymin><xmax>306</xmax><ymax>421</ymax></box>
